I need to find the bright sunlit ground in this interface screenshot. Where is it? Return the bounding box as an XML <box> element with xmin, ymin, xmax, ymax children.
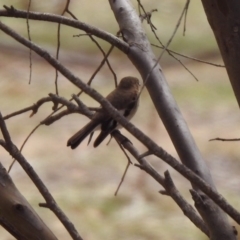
<box><xmin>0</xmin><ymin>1</ymin><xmax>240</xmax><ymax>240</ymax></box>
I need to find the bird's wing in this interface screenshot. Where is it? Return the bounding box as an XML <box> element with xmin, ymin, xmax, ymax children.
<box><xmin>93</xmin><ymin>91</ymin><xmax>139</xmax><ymax>147</ymax></box>
<box><xmin>67</xmin><ymin>118</ymin><xmax>100</xmax><ymax>149</ymax></box>
<box><xmin>93</xmin><ymin>117</ymin><xmax>118</xmax><ymax>147</ymax></box>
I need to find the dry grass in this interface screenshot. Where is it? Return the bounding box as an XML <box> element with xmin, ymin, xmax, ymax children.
<box><xmin>0</xmin><ymin>48</ymin><xmax>239</xmax><ymax>239</ymax></box>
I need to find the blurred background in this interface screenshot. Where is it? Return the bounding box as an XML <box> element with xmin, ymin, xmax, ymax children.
<box><xmin>0</xmin><ymin>0</ymin><xmax>240</xmax><ymax>239</ymax></box>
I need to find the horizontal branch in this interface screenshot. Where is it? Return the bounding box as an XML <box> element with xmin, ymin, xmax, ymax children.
<box><xmin>0</xmin><ymin>6</ymin><xmax>129</xmax><ymax>53</ymax></box>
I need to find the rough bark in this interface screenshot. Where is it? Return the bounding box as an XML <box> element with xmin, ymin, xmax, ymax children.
<box><xmin>201</xmin><ymin>0</ymin><xmax>240</xmax><ymax>107</ymax></box>
<box><xmin>0</xmin><ymin>163</ymin><xmax>57</xmax><ymax>240</ymax></box>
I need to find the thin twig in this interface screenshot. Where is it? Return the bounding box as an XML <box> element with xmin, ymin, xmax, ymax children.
<box><xmin>1</xmin><ymin>6</ymin><xmax>129</xmax><ymax>53</ymax></box>
<box><xmin>151</xmin><ymin>43</ymin><xmax>225</xmax><ymax>67</ymax></box>
<box><xmin>8</xmin><ymin>124</ymin><xmax>41</xmax><ymax>173</ymax></box>
<box><xmin>137</xmin><ymin>0</ymin><xmax>199</xmax><ymax>87</ymax></box>
<box><xmin>167</xmin><ymin>50</ymin><xmax>199</xmax><ymax>81</ymax></box>
<box><xmin>3</xmin><ymin>106</ymin><xmax>37</xmax><ymax>120</ymax></box>
<box><xmin>112</xmin><ymin>131</ymin><xmax>208</xmax><ymax>236</ymax></box>
<box><xmin>26</xmin><ymin>0</ymin><xmax>32</xmax><ymax>84</ymax></box>
<box><xmin>66</xmin><ymin>8</ymin><xmax>117</xmax><ymax>89</ymax></box>
<box><xmin>3</xmin><ymin>97</ymin><xmax>52</xmax><ymax>120</ymax></box>
<box><xmin>209</xmin><ymin>137</ymin><xmax>240</xmax><ymax>142</ymax></box>
<box><xmin>6</xmin><ymin>93</ymin><xmax>93</xmax><ymax>171</ymax></box>
<box><xmin>54</xmin><ymin>0</ymin><xmax>72</xmax><ymax>96</ymax></box>
<box><xmin>114</xmin><ymin>131</ymin><xmax>133</xmax><ymax>195</ymax></box>
<box><xmin>114</xmin><ymin>161</ymin><xmax>131</xmax><ymax>196</ymax></box>
<box><xmin>137</xmin><ymin>0</ymin><xmax>195</xmax><ymax>97</ymax></box>
<box><xmin>183</xmin><ymin>0</ymin><xmax>190</xmax><ymax>36</ymax></box>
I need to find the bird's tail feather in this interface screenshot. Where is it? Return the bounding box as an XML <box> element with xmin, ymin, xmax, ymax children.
<box><xmin>93</xmin><ymin>119</ymin><xmax>117</xmax><ymax>148</ymax></box>
<box><xmin>67</xmin><ymin>120</ymin><xmax>99</xmax><ymax>149</ymax></box>
<box><xmin>93</xmin><ymin>131</ymin><xmax>110</xmax><ymax>148</ymax></box>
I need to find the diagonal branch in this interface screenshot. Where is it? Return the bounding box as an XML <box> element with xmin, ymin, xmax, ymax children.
<box><xmin>0</xmin><ymin>20</ymin><xmax>240</xmax><ymax>230</ymax></box>
<box><xmin>0</xmin><ymin>160</ymin><xmax>58</xmax><ymax>240</ymax></box>
<box><xmin>0</xmin><ymin>6</ymin><xmax>129</xmax><ymax>53</ymax></box>
<box><xmin>0</xmin><ymin>112</ymin><xmax>83</xmax><ymax>240</ymax></box>
<box><xmin>112</xmin><ymin>131</ymin><xmax>209</xmax><ymax>236</ymax></box>
<box><xmin>108</xmin><ymin>1</ymin><xmax>236</xmax><ymax>239</ymax></box>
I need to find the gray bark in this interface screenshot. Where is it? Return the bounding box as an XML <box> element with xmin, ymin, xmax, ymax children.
<box><xmin>109</xmin><ymin>0</ymin><xmax>236</xmax><ymax>239</ymax></box>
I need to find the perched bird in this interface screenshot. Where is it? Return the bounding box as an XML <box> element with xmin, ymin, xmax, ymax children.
<box><xmin>67</xmin><ymin>76</ymin><xmax>140</xmax><ymax>149</ymax></box>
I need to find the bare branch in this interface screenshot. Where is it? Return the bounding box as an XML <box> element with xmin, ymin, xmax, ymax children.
<box><xmin>112</xmin><ymin>131</ymin><xmax>208</xmax><ymax>236</ymax></box>
<box><xmin>1</xmin><ymin>20</ymin><xmax>239</xmax><ymax>225</ymax></box>
<box><xmin>163</xmin><ymin>171</ymin><xmax>209</xmax><ymax>235</ymax></box>
<box><xmin>0</xmin><ymin>162</ymin><xmax>58</xmax><ymax>240</ymax></box>
<box><xmin>6</xmin><ymin>93</ymin><xmax>94</xmax><ymax>171</ymax></box>
<box><xmin>0</xmin><ymin>6</ymin><xmax>129</xmax><ymax>53</ymax></box>
<box><xmin>209</xmin><ymin>137</ymin><xmax>240</xmax><ymax>142</ymax></box>
<box><xmin>190</xmin><ymin>189</ymin><xmax>237</xmax><ymax>238</ymax></box>
<box><xmin>26</xmin><ymin>0</ymin><xmax>32</xmax><ymax>85</ymax></box>
<box><xmin>109</xmin><ymin>1</ymin><xmax>235</xmax><ymax>237</ymax></box>
<box><xmin>141</xmin><ymin>0</ymin><xmax>191</xmax><ymax>88</ymax></box>
<box><xmin>113</xmin><ymin>132</ymin><xmax>133</xmax><ymax>195</ymax></box>
<box><xmin>0</xmin><ymin>112</ymin><xmax>83</xmax><ymax>240</ymax></box>
<box><xmin>151</xmin><ymin>43</ymin><xmax>225</xmax><ymax>67</ymax></box>
<box><xmin>183</xmin><ymin>0</ymin><xmax>190</xmax><ymax>36</ymax></box>
<box><xmin>114</xmin><ymin>161</ymin><xmax>131</xmax><ymax>196</ymax></box>
<box><xmin>3</xmin><ymin>97</ymin><xmax>52</xmax><ymax>120</ymax></box>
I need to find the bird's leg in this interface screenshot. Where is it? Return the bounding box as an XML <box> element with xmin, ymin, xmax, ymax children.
<box><xmin>87</xmin><ymin>132</ymin><xmax>94</xmax><ymax>145</ymax></box>
<box><xmin>106</xmin><ymin>135</ymin><xmax>113</xmax><ymax>146</ymax></box>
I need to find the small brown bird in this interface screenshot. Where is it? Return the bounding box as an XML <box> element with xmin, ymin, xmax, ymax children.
<box><xmin>67</xmin><ymin>76</ymin><xmax>140</xmax><ymax>149</ymax></box>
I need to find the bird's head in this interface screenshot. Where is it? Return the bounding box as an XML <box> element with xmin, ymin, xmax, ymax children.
<box><xmin>118</xmin><ymin>76</ymin><xmax>140</xmax><ymax>90</ymax></box>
